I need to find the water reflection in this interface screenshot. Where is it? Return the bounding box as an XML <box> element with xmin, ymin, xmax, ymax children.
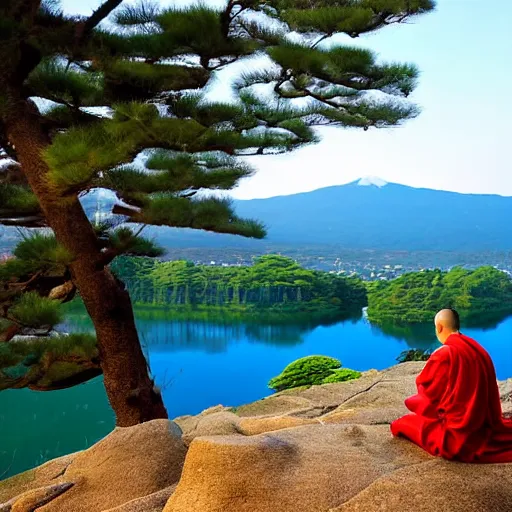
<box><xmin>62</xmin><ymin>307</ymin><xmax>362</xmax><ymax>352</ymax></box>
<box><xmin>370</xmin><ymin>322</ymin><xmax>438</xmax><ymax>349</ymax></box>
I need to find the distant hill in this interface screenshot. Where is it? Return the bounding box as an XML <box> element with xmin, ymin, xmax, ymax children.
<box><xmin>154</xmin><ymin>178</ymin><xmax>512</xmax><ymax>252</ymax></box>
<box><xmin>3</xmin><ymin>178</ymin><xmax>512</xmax><ymax>253</ymax></box>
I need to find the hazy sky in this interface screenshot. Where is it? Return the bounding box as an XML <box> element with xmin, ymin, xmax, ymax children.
<box><xmin>60</xmin><ymin>0</ymin><xmax>512</xmax><ymax>199</ymax></box>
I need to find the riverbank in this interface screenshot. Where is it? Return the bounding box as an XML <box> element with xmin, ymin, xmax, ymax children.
<box><xmin>2</xmin><ymin>362</ymin><xmax>512</xmax><ymax>511</ymax></box>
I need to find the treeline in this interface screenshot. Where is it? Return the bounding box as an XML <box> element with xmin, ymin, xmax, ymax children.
<box><xmin>366</xmin><ymin>266</ymin><xmax>512</xmax><ymax>324</ymax></box>
<box><xmin>111</xmin><ymin>255</ymin><xmax>367</xmax><ymax>314</ymax></box>
<box><xmin>110</xmin><ymin>257</ymin><xmax>512</xmax><ymax>325</ymax></box>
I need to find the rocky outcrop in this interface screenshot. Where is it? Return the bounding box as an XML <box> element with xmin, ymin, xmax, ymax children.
<box><xmin>2</xmin><ymin>362</ymin><xmax>512</xmax><ymax>512</ymax></box>
<box><xmin>0</xmin><ymin>420</ymin><xmax>186</xmax><ymax>512</ymax></box>
<box><xmin>164</xmin><ymin>423</ymin><xmax>433</xmax><ymax>512</ymax></box>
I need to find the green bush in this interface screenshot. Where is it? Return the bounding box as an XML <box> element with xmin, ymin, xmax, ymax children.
<box><xmin>268</xmin><ymin>355</ymin><xmax>361</xmax><ymax>392</ymax></box>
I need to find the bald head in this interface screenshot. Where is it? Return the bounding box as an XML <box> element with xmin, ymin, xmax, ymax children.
<box><xmin>434</xmin><ymin>309</ymin><xmax>460</xmax><ymax>343</ymax></box>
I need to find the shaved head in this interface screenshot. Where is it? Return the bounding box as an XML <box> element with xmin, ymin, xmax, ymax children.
<box><xmin>434</xmin><ymin>309</ymin><xmax>460</xmax><ymax>343</ymax></box>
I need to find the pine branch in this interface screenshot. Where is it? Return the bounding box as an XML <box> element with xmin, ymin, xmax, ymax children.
<box><xmin>78</xmin><ymin>0</ymin><xmax>125</xmax><ymax>42</ymax></box>
<box><xmin>311</xmin><ymin>33</ymin><xmax>331</xmax><ymax>49</ymax></box>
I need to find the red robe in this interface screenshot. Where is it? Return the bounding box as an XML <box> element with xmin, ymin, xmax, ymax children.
<box><xmin>390</xmin><ymin>332</ymin><xmax>512</xmax><ymax>463</ymax></box>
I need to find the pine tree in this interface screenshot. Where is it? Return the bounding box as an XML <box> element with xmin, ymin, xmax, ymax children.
<box><xmin>0</xmin><ymin>0</ymin><xmax>434</xmax><ymax>426</ymax></box>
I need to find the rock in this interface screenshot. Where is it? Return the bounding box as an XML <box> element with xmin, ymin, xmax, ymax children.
<box><xmin>104</xmin><ymin>486</ymin><xmax>177</xmax><ymax>512</ymax></box>
<box><xmin>320</xmin><ymin>374</ymin><xmax>417</xmax><ymax>425</ymax></box>
<box><xmin>0</xmin><ymin>420</ymin><xmax>186</xmax><ymax>512</ymax></box>
<box><xmin>172</xmin><ymin>415</ymin><xmax>198</xmax><ymax>436</ymax></box>
<box><xmin>0</xmin><ymin>482</ymin><xmax>73</xmax><ymax>512</ymax></box>
<box><xmin>164</xmin><ymin>423</ymin><xmax>430</xmax><ymax>512</ymax></box>
<box><xmin>499</xmin><ymin>379</ymin><xmax>512</xmax><ymax>417</ymax></box>
<box><xmin>331</xmin><ymin>460</ymin><xmax>512</xmax><ymax>512</ymax></box>
<box><xmin>232</xmin><ymin>394</ymin><xmax>314</xmax><ymax>417</ymax></box>
<box><xmin>200</xmin><ymin>405</ymin><xmax>229</xmax><ymax>415</ymax></box>
<box><xmin>174</xmin><ymin>405</ymin><xmax>234</xmax><ymax>441</ymax></box>
<box><xmin>180</xmin><ymin>412</ymin><xmax>242</xmax><ymax>445</ymax></box>
<box><xmin>175</xmin><ymin>405</ymin><xmax>234</xmax><ymax>441</ymax></box>
<box><xmin>499</xmin><ymin>378</ymin><xmax>512</xmax><ymax>399</ymax></box>
<box><xmin>238</xmin><ymin>415</ymin><xmax>316</xmax><ymax>435</ymax></box>
<box><xmin>0</xmin><ymin>454</ymin><xmax>76</xmax><ymax>504</ymax></box>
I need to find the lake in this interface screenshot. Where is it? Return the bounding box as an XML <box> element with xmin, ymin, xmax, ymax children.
<box><xmin>1</xmin><ymin>309</ymin><xmax>512</xmax><ymax>479</ymax></box>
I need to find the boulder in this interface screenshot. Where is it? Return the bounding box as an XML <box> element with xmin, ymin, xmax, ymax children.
<box><xmin>0</xmin><ymin>420</ymin><xmax>186</xmax><ymax>512</ymax></box>
<box><xmin>179</xmin><ymin>412</ymin><xmax>242</xmax><ymax>445</ymax></box>
<box><xmin>164</xmin><ymin>424</ymin><xmax>431</xmax><ymax>512</ymax></box>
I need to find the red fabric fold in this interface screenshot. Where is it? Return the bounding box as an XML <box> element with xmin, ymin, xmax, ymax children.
<box><xmin>391</xmin><ymin>332</ymin><xmax>512</xmax><ymax>463</ymax></box>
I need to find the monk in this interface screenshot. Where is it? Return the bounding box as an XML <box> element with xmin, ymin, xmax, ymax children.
<box><xmin>391</xmin><ymin>308</ymin><xmax>512</xmax><ymax>463</ymax></box>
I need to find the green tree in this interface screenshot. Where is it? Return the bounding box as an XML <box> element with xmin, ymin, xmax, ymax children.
<box><xmin>0</xmin><ymin>0</ymin><xmax>434</xmax><ymax>426</ymax></box>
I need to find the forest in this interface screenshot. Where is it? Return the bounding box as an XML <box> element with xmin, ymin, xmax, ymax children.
<box><xmin>111</xmin><ymin>254</ymin><xmax>368</xmax><ymax>316</ymax></box>
<box><xmin>366</xmin><ymin>266</ymin><xmax>512</xmax><ymax>325</ymax></box>
<box><xmin>111</xmin><ymin>257</ymin><xmax>512</xmax><ymax>327</ymax></box>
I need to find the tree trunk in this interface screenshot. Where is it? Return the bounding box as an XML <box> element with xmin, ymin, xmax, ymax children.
<box><xmin>4</xmin><ymin>95</ymin><xmax>168</xmax><ymax>426</ymax></box>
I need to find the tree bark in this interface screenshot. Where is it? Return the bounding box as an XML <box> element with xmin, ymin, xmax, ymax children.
<box><xmin>4</xmin><ymin>94</ymin><xmax>168</xmax><ymax>426</ymax></box>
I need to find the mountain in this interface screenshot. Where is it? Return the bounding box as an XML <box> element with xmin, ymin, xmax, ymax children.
<box><xmin>155</xmin><ymin>178</ymin><xmax>512</xmax><ymax>252</ymax></box>
<box><xmin>3</xmin><ymin>178</ymin><xmax>512</xmax><ymax>253</ymax></box>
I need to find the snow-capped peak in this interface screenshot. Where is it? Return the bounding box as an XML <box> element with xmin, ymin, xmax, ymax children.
<box><xmin>357</xmin><ymin>176</ymin><xmax>388</xmax><ymax>188</ymax></box>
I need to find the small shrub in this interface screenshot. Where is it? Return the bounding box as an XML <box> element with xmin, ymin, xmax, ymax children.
<box><xmin>268</xmin><ymin>355</ymin><xmax>361</xmax><ymax>392</ymax></box>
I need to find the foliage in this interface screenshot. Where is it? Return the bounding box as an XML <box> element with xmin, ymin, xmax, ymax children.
<box><xmin>1</xmin><ymin>0</ymin><xmax>434</xmax><ymax>232</ymax></box>
<box><xmin>0</xmin><ymin>184</ymin><xmax>40</xmax><ymax>216</ymax></box>
<box><xmin>0</xmin><ymin>333</ymin><xmax>98</xmax><ymax>368</ymax></box>
<box><xmin>366</xmin><ymin>266</ymin><xmax>512</xmax><ymax>324</ymax></box>
<box><xmin>110</xmin><ymin>254</ymin><xmax>368</xmax><ymax>314</ymax></box>
<box><xmin>322</xmin><ymin>368</ymin><xmax>362</xmax><ymax>383</ymax></box>
<box><xmin>0</xmin><ymin>233</ymin><xmax>77</xmax><ymax>340</ymax></box>
<box><xmin>13</xmin><ymin>233</ymin><xmax>71</xmax><ymax>269</ymax></box>
<box><xmin>9</xmin><ymin>292</ymin><xmax>62</xmax><ymax>328</ymax></box>
<box><xmin>268</xmin><ymin>355</ymin><xmax>361</xmax><ymax>391</ymax></box>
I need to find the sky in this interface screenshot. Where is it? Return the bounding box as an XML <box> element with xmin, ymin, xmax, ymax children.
<box><xmin>60</xmin><ymin>0</ymin><xmax>512</xmax><ymax>199</ymax></box>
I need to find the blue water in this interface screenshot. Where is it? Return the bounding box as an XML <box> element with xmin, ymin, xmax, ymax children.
<box><xmin>1</xmin><ymin>311</ymin><xmax>511</xmax><ymax>479</ymax></box>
